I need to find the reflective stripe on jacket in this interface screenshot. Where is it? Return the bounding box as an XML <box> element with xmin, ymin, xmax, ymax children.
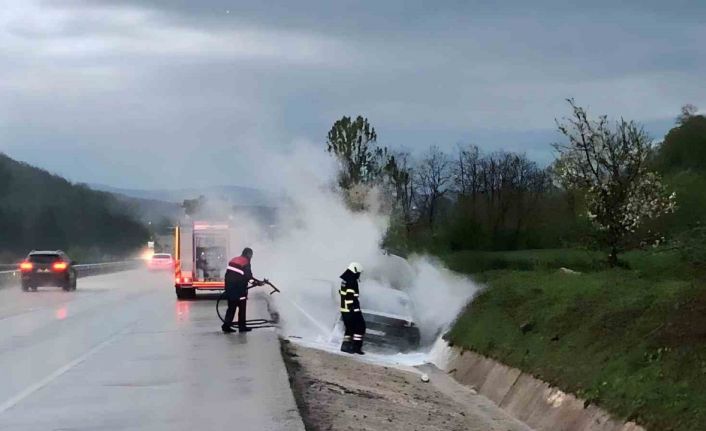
<box><xmin>339</xmin><ymin>269</ymin><xmax>361</xmax><ymax>313</ymax></box>
<box><xmin>224</xmin><ymin>255</ymin><xmax>253</xmax><ymax>300</ymax></box>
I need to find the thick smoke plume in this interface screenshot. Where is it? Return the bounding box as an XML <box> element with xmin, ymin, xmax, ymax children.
<box><xmin>224</xmin><ymin>142</ymin><xmax>481</xmax><ymax>356</ymax></box>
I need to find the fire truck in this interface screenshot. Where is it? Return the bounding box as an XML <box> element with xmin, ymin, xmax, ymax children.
<box><xmin>174</xmin><ymin>221</ymin><xmax>230</xmax><ymax>299</ymax></box>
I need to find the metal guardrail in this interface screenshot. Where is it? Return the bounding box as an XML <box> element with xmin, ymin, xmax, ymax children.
<box><xmin>74</xmin><ymin>260</ymin><xmax>142</xmax><ymax>277</ymax></box>
<box><xmin>0</xmin><ymin>260</ymin><xmax>142</xmax><ymax>288</ymax></box>
<box><xmin>0</xmin><ymin>270</ymin><xmax>16</xmax><ymax>286</ymax></box>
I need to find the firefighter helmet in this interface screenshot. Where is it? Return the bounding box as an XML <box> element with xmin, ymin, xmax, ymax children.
<box><xmin>347</xmin><ymin>262</ymin><xmax>363</xmax><ymax>274</ymax></box>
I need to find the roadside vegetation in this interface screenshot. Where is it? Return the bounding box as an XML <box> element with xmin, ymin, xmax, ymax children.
<box><xmin>0</xmin><ymin>153</ymin><xmax>149</xmax><ymax>262</ymax></box>
<box><xmin>325</xmin><ymin>103</ymin><xmax>706</xmax><ymax>430</ymax></box>
<box><xmin>446</xmin><ymin>250</ymin><xmax>706</xmax><ymax>431</ymax></box>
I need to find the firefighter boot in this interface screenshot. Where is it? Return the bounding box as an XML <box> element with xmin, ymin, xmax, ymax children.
<box><xmin>340</xmin><ymin>337</ymin><xmax>354</xmax><ymax>353</ymax></box>
<box><xmin>352</xmin><ymin>339</ymin><xmax>365</xmax><ymax>355</ymax></box>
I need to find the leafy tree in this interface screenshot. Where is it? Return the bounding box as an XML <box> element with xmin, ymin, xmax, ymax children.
<box><xmin>326</xmin><ymin>115</ymin><xmax>389</xmax><ymax>190</ymax></box>
<box><xmin>657</xmin><ymin>112</ymin><xmax>706</xmax><ymax>173</ymax></box>
<box><xmin>0</xmin><ymin>161</ymin><xmax>10</xmax><ymax>197</ymax></box>
<box><xmin>676</xmin><ymin>104</ymin><xmax>698</xmax><ymax>125</ymax></box>
<box><xmin>0</xmin><ymin>207</ymin><xmax>22</xmax><ymax>252</ymax></box>
<box><xmin>554</xmin><ymin>99</ymin><xmax>676</xmax><ymax>266</ymax></box>
<box><xmin>31</xmin><ymin>207</ymin><xmax>68</xmax><ymax>250</ymax></box>
<box><xmin>653</xmin><ymin>109</ymin><xmax>706</xmax><ymax>239</ymax></box>
<box><xmin>182</xmin><ymin>195</ymin><xmax>206</xmax><ymax>217</ymax></box>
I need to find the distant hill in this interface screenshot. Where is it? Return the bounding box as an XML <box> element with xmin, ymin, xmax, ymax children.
<box><xmin>89</xmin><ymin>184</ymin><xmax>280</xmax><ymax>229</ymax></box>
<box><xmin>0</xmin><ymin>153</ymin><xmax>149</xmax><ymax>261</ymax></box>
<box><xmin>89</xmin><ymin>184</ymin><xmax>277</xmax><ymax>207</ymax></box>
<box><xmin>108</xmin><ymin>193</ymin><xmax>182</xmax><ymax>225</ymax></box>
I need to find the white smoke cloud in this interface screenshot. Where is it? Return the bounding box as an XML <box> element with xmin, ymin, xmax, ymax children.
<box><xmin>403</xmin><ymin>255</ymin><xmax>483</xmax><ymax>344</ymax></box>
<box><xmin>220</xmin><ymin>141</ymin><xmax>481</xmax><ymax>357</ymax></box>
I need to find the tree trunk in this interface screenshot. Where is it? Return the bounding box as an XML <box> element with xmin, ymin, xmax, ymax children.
<box><xmin>428</xmin><ymin>198</ymin><xmax>436</xmax><ymax>231</ymax></box>
<box><xmin>608</xmin><ymin>247</ymin><xmax>619</xmax><ymax>268</ymax></box>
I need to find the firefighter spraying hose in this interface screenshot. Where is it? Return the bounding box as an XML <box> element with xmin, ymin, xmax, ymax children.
<box><xmin>218</xmin><ymin>247</ymin><xmax>367</xmax><ymax>350</ymax></box>
<box><xmin>217</xmin><ymin>277</ymin><xmax>280</xmax><ymax>330</ymax></box>
<box><xmin>216</xmin><ymin>246</ymin><xmax>333</xmax><ymax>335</ymax></box>
<box><xmin>220</xmin><ymin>247</ymin><xmax>282</xmax><ymax>333</ymax></box>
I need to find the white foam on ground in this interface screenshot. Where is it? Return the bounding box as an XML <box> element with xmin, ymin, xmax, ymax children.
<box><xmin>287</xmin><ymin>335</ymin><xmax>431</xmax><ymax>369</ymax></box>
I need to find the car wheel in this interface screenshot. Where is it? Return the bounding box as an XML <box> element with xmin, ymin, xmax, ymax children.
<box><xmin>70</xmin><ymin>273</ymin><xmax>77</xmax><ymax>290</ymax></box>
<box><xmin>21</xmin><ymin>283</ymin><xmax>30</xmax><ymax>292</ymax></box>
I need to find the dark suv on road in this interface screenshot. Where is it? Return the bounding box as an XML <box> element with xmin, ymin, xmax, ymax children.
<box><xmin>19</xmin><ymin>250</ymin><xmax>77</xmax><ymax>291</ymax></box>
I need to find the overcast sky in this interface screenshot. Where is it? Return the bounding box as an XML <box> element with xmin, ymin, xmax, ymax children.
<box><xmin>1</xmin><ymin>0</ymin><xmax>704</xmax><ymax>190</ymax></box>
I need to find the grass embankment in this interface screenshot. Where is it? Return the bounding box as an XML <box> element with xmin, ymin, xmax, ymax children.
<box><xmin>444</xmin><ymin>249</ymin><xmax>706</xmax><ymax>431</ymax></box>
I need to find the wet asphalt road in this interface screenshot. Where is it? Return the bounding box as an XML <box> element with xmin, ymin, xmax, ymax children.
<box><xmin>0</xmin><ymin>270</ymin><xmax>304</xmax><ymax>431</ymax></box>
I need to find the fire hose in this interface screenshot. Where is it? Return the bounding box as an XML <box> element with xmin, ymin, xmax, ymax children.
<box><xmin>216</xmin><ymin>278</ymin><xmax>280</xmax><ymax>330</ymax></box>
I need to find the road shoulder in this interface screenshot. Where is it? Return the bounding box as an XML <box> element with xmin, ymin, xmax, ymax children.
<box><xmin>281</xmin><ymin>340</ymin><xmax>532</xmax><ymax>431</ymax></box>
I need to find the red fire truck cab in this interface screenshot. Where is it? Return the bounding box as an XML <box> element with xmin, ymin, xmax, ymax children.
<box><xmin>174</xmin><ymin>221</ymin><xmax>230</xmax><ymax>299</ymax></box>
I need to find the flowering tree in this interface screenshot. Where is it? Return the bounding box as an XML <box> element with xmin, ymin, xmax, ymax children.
<box><xmin>554</xmin><ymin>100</ymin><xmax>676</xmax><ymax>266</ymax></box>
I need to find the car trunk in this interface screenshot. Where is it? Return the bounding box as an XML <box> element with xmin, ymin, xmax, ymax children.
<box><xmin>26</xmin><ymin>254</ymin><xmax>65</xmax><ymax>285</ymax></box>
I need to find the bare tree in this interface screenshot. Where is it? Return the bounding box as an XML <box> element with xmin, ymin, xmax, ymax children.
<box><xmin>452</xmin><ymin>148</ymin><xmax>551</xmax><ymax>247</ymax></box>
<box><xmin>554</xmin><ymin>99</ymin><xmax>676</xmax><ymax>266</ymax></box>
<box><xmin>454</xmin><ymin>144</ymin><xmax>481</xmax><ymax>197</ymax></box>
<box><xmin>386</xmin><ymin>152</ymin><xmax>416</xmax><ymax>229</ymax></box>
<box><xmin>453</xmin><ymin>144</ymin><xmax>482</xmax><ymax>219</ymax></box>
<box><xmin>507</xmin><ymin>154</ymin><xmax>552</xmax><ymax>243</ymax></box>
<box><xmin>414</xmin><ymin>146</ymin><xmax>452</xmax><ymax>228</ymax></box>
<box><xmin>476</xmin><ymin>152</ymin><xmax>519</xmax><ymax>236</ymax></box>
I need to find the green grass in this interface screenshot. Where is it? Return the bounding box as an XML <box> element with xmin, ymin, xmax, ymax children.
<box><xmin>447</xmin><ymin>250</ymin><xmax>706</xmax><ymax>431</ymax></box>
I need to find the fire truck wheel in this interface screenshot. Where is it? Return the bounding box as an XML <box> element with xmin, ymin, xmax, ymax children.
<box><xmin>176</xmin><ymin>287</ymin><xmax>196</xmax><ymax>300</ymax></box>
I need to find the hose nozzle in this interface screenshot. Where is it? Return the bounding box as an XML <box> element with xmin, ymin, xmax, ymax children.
<box><xmin>253</xmin><ymin>277</ymin><xmax>280</xmax><ymax>295</ymax></box>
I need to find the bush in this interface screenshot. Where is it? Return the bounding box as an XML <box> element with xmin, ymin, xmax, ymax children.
<box><xmin>439</xmin><ymin>217</ymin><xmax>490</xmax><ymax>251</ymax></box>
<box><xmin>676</xmin><ymin>227</ymin><xmax>706</xmax><ymax>269</ymax></box>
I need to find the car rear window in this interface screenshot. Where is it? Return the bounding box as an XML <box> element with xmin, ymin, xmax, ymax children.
<box><xmin>29</xmin><ymin>254</ymin><xmax>61</xmax><ymax>263</ymax></box>
<box><xmin>153</xmin><ymin>254</ymin><xmax>172</xmax><ymax>259</ymax></box>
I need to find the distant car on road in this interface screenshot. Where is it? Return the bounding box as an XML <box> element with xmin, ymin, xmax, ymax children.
<box><xmin>19</xmin><ymin>250</ymin><xmax>77</xmax><ymax>291</ymax></box>
<box><xmin>148</xmin><ymin>253</ymin><xmax>174</xmax><ymax>271</ymax></box>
